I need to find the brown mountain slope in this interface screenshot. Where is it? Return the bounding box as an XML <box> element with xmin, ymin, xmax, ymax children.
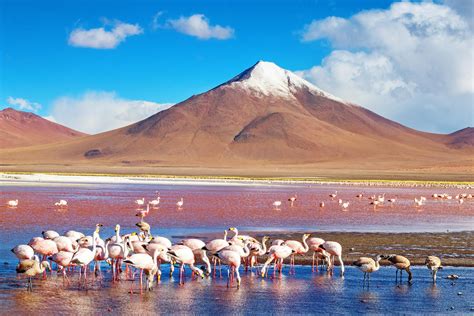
<box><xmin>0</xmin><ymin>62</ymin><xmax>471</xmax><ymax>178</ymax></box>
<box><xmin>0</xmin><ymin>108</ymin><xmax>87</xmax><ymax>148</ymax></box>
<box><xmin>446</xmin><ymin>127</ymin><xmax>474</xmax><ymax>149</ymax></box>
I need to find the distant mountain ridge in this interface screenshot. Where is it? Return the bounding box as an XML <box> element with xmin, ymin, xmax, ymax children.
<box><xmin>0</xmin><ymin>107</ymin><xmax>86</xmax><ymax>148</ymax></box>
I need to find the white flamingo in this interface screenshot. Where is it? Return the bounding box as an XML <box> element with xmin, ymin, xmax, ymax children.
<box><xmin>54</xmin><ymin>200</ymin><xmax>68</xmax><ymax>207</ymax></box>
<box><xmin>135</xmin><ymin>198</ymin><xmax>145</xmax><ymax>206</ymax></box>
<box><xmin>272</xmin><ymin>200</ymin><xmax>282</xmax><ymax>209</ymax></box>
<box><xmin>176</xmin><ymin>197</ymin><xmax>184</xmax><ymax>209</ymax></box>
<box><xmin>7</xmin><ymin>199</ymin><xmax>18</xmax><ymax>207</ymax></box>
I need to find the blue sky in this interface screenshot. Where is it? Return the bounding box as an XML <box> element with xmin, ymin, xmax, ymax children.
<box><xmin>1</xmin><ymin>0</ymin><xmax>472</xmax><ymax>134</ymax></box>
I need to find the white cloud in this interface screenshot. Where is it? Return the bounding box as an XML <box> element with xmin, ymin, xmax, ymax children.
<box><xmin>299</xmin><ymin>1</ymin><xmax>474</xmax><ymax>133</ymax></box>
<box><xmin>68</xmin><ymin>20</ymin><xmax>143</xmax><ymax>49</ymax></box>
<box><xmin>168</xmin><ymin>14</ymin><xmax>234</xmax><ymax>40</ymax></box>
<box><xmin>49</xmin><ymin>91</ymin><xmax>173</xmax><ymax>134</ymax></box>
<box><xmin>151</xmin><ymin>11</ymin><xmax>163</xmax><ymax>30</ymax></box>
<box><xmin>7</xmin><ymin>97</ymin><xmax>41</xmax><ymax>112</ymax></box>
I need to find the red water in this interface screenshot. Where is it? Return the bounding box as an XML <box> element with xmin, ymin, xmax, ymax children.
<box><xmin>1</xmin><ymin>182</ymin><xmax>473</xmax><ymax>240</ymax></box>
<box><xmin>1</xmin><ymin>181</ymin><xmax>473</xmax><ymax>314</ymax></box>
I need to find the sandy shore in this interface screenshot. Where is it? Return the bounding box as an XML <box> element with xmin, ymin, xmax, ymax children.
<box><xmin>1</xmin><ymin>172</ymin><xmax>472</xmax><ymax>188</ymax></box>
<box><xmin>184</xmin><ymin>230</ymin><xmax>474</xmax><ymax>267</ymax></box>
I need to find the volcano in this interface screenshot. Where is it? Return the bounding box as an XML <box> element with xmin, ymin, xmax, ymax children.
<box><xmin>0</xmin><ymin>61</ymin><xmax>472</xmax><ymax>178</ymax></box>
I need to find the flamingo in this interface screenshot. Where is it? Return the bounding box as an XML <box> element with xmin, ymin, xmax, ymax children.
<box><xmin>64</xmin><ymin>230</ymin><xmax>85</xmax><ymax>242</ymax></box>
<box><xmin>143</xmin><ymin>242</ymin><xmax>174</xmax><ymax>277</ymax></box>
<box><xmin>167</xmin><ymin>245</ymin><xmax>204</xmax><ymax>285</ymax></box>
<box><xmin>7</xmin><ymin>199</ymin><xmax>18</xmax><ymax>207</ymax></box>
<box><xmin>54</xmin><ymin>200</ymin><xmax>68</xmax><ymax>207</ymax></box>
<box><xmin>149</xmin><ymin>235</ymin><xmax>172</xmax><ymax>248</ymax></box>
<box><xmin>261</xmin><ymin>241</ymin><xmax>294</xmax><ymax>277</ymax></box>
<box><xmin>338</xmin><ymin>199</ymin><xmax>343</xmax><ymax>205</ymax></box>
<box><xmin>288</xmin><ymin>194</ymin><xmax>297</xmax><ymax>206</ymax></box>
<box><xmin>387</xmin><ymin>198</ymin><xmax>396</xmax><ymax>205</ymax></box>
<box><xmin>356</xmin><ymin>194</ymin><xmax>363</xmax><ymax>198</ymax></box>
<box><xmin>329</xmin><ymin>191</ymin><xmax>337</xmax><ymax>199</ymax></box>
<box><xmin>370</xmin><ymin>200</ymin><xmax>381</xmax><ymax>208</ymax></box>
<box><xmin>307</xmin><ymin>237</ymin><xmax>330</xmax><ymax>271</ymax></box>
<box><xmin>319</xmin><ymin>201</ymin><xmax>325</xmax><ymax>208</ymax></box>
<box><xmin>71</xmin><ymin>229</ymin><xmax>99</xmax><ymax>284</ymax></box>
<box><xmin>203</xmin><ymin>231</ymin><xmax>229</xmax><ymax>277</ymax></box>
<box><xmin>42</xmin><ymin>230</ymin><xmax>60</xmax><ymax>240</ymax></box>
<box><xmin>180</xmin><ymin>238</ymin><xmax>212</xmax><ymax>275</ymax></box>
<box><xmin>414</xmin><ymin>197</ymin><xmax>424</xmax><ymax>207</ymax></box>
<box><xmin>382</xmin><ymin>254</ymin><xmax>412</xmax><ymax>283</ymax></box>
<box><xmin>425</xmin><ymin>256</ymin><xmax>442</xmax><ymax>283</ymax></box>
<box><xmin>320</xmin><ymin>241</ymin><xmax>344</xmax><ymax>276</ymax></box>
<box><xmin>107</xmin><ymin>224</ymin><xmax>128</xmax><ymax>281</ymax></box>
<box><xmin>227</xmin><ymin>227</ymin><xmax>256</xmax><ymax>246</ymax></box>
<box><xmin>11</xmin><ymin>245</ymin><xmax>35</xmax><ymax>260</ymax></box>
<box><xmin>149</xmin><ymin>196</ymin><xmax>160</xmax><ymax>208</ymax></box>
<box><xmin>49</xmin><ymin>251</ymin><xmax>74</xmax><ymax>283</ymax></box>
<box><xmin>53</xmin><ymin>236</ymin><xmax>78</xmax><ymax>252</ymax></box>
<box><xmin>377</xmin><ymin>194</ymin><xmax>385</xmax><ymax>203</ymax></box>
<box><xmin>283</xmin><ymin>233</ymin><xmax>310</xmax><ymax>273</ymax></box>
<box><xmin>341</xmin><ymin>202</ymin><xmax>350</xmax><ymax>210</ymax></box>
<box><xmin>123</xmin><ymin>247</ymin><xmax>165</xmax><ymax>290</ymax></box>
<box><xmin>16</xmin><ymin>255</ymin><xmax>51</xmax><ymax>291</ymax></box>
<box><xmin>176</xmin><ymin>197</ymin><xmax>184</xmax><ymax>209</ymax></box>
<box><xmin>213</xmin><ymin>249</ymin><xmax>243</xmax><ymax>288</ymax></box>
<box><xmin>29</xmin><ymin>237</ymin><xmax>59</xmax><ymax>264</ymax></box>
<box><xmin>135</xmin><ymin>198</ymin><xmax>145</xmax><ymax>206</ymax></box>
<box><xmin>353</xmin><ymin>255</ymin><xmax>383</xmax><ymax>285</ymax></box>
<box><xmin>272</xmin><ymin>200</ymin><xmax>282</xmax><ymax>209</ymax></box>
<box><xmin>222</xmin><ymin>239</ymin><xmax>251</xmax><ymax>258</ymax></box>
<box><xmin>247</xmin><ymin>236</ymin><xmax>269</xmax><ymax>270</ymax></box>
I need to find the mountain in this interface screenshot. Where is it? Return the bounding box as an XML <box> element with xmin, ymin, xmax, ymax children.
<box><xmin>0</xmin><ymin>61</ymin><xmax>472</xmax><ymax>178</ymax></box>
<box><xmin>0</xmin><ymin>108</ymin><xmax>87</xmax><ymax>148</ymax></box>
<box><xmin>446</xmin><ymin>127</ymin><xmax>474</xmax><ymax>149</ymax></box>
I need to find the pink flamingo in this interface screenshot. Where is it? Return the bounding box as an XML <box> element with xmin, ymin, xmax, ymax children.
<box><xmin>180</xmin><ymin>238</ymin><xmax>212</xmax><ymax>275</ymax></box>
<box><xmin>213</xmin><ymin>249</ymin><xmax>243</xmax><ymax>288</ymax></box>
<box><xmin>167</xmin><ymin>245</ymin><xmax>204</xmax><ymax>285</ymax></box>
<box><xmin>53</xmin><ymin>236</ymin><xmax>78</xmax><ymax>253</ymax></box>
<box><xmin>71</xmin><ymin>230</ymin><xmax>99</xmax><ymax>285</ymax></box>
<box><xmin>11</xmin><ymin>245</ymin><xmax>34</xmax><ymax>260</ymax></box>
<box><xmin>261</xmin><ymin>241</ymin><xmax>294</xmax><ymax>277</ymax></box>
<box><xmin>49</xmin><ymin>251</ymin><xmax>74</xmax><ymax>283</ymax></box>
<box><xmin>203</xmin><ymin>230</ymin><xmax>229</xmax><ymax>277</ymax></box>
<box><xmin>124</xmin><ymin>246</ymin><xmax>165</xmax><ymax>291</ymax></box>
<box><xmin>320</xmin><ymin>241</ymin><xmax>345</xmax><ymax>276</ymax></box>
<box><xmin>29</xmin><ymin>237</ymin><xmax>58</xmax><ymax>276</ymax></box>
<box><xmin>307</xmin><ymin>237</ymin><xmax>330</xmax><ymax>271</ymax></box>
<box><xmin>283</xmin><ymin>234</ymin><xmax>310</xmax><ymax>274</ymax></box>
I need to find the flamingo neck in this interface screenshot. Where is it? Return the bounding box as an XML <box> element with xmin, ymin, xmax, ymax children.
<box><xmin>231</xmin><ymin>229</ymin><xmax>239</xmax><ymax>239</ymax></box>
<box><xmin>115</xmin><ymin>228</ymin><xmax>121</xmax><ymax>242</ymax></box>
<box><xmin>302</xmin><ymin>237</ymin><xmax>309</xmax><ymax>252</ymax></box>
<box><xmin>242</xmin><ymin>243</ymin><xmax>250</xmax><ymax>256</ymax></box>
<box><xmin>223</xmin><ymin>231</ymin><xmax>228</xmax><ymax>241</ymax></box>
<box><xmin>260</xmin><ymin>238</ymin><xmax>268</xmax><ymax>255</ymax></box>
<box><xmin>91</xmin><ymin>232</ymin><xmax>98</xmax><ymax>253</ymax></box>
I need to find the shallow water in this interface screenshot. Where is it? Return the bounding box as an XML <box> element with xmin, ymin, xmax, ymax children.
<box><xmin>1</xmin><ymin>181</ymin><xmax>473</xmax><ymax>313</ymax></box>
<box><xmin>1</xmin><ymin>264</ymin><xmax>473</xmax><ymax>314</ymax></box>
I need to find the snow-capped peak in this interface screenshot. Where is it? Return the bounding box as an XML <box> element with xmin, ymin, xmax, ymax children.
<box><xmin>224</xmin><ymin>60</ymin><xmax>344</xmax><ymax>102</ymax></box>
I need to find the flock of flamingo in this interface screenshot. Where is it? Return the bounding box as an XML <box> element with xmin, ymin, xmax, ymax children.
<box><xmin>7</xmin><ymin>191</ymin><xmax>472</xmax><ymax>290</ymax></box>
<box><xmin>8</xmin><ymin>188</ymin><xmax>465</xmax><ymax>293</ymax></box>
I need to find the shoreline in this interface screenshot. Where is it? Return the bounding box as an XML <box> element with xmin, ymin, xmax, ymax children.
<box><xmin>1</xmin><ymin>172</ymin><xmax>473</xmax><ymax>188</ymax></box>
<box><xmin>183</xmin><ymin>230</ymin><xmax>474</xmax><ymax>267</ymax></box>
